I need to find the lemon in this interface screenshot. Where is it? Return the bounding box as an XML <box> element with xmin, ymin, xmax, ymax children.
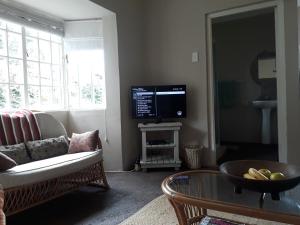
<box><xmin>259</xmin><ymin>169</ymin><xmax>272</xmax><ymax>178</ymax></box>
<box><xmin>270</xmin><ymin>172</ymin><xmax>285</xmax><ymax>180</ymax></box>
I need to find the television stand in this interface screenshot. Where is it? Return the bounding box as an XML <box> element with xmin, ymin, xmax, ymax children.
<box><xmin>138</xmin><ymin>122</ymin><xmax>182</xmax><ymax>171</ymax></box>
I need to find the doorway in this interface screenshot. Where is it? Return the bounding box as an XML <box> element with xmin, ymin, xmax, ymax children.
<box><xmin>212</xmin><ymin>10</ymin><xmax>278</xmax><ymax>164</ymax></box>
<box><xmin>206</xmin><ymin>1</ymin><xmax>287</xmax><ymax>165</ymax></box>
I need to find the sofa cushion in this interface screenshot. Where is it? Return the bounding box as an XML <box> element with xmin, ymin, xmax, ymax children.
<box><xmin>0</xmin><ymin>149</ymin><xmax>103</xmax><ymax>189</ymax></box>
<box><xmin>68</xmin><ymin>130</ymin><xmax>100</xmax><ymax>154</ymax></box>
<box><xmin>0</xmin><ymin>152</ymin><xmax>17</xmax><ymax>171</ymax></box>
<box><xmin>26</xmin><ymin>136</ymin><xmax>68</xmax><ymax>161</ymax></box>
<box><xmin>0</xmin><ymin>143</ymin><xmax>31</xmax><ymax>165</ymax></box>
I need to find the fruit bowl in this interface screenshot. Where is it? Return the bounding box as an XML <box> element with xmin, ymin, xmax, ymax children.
<box><xmin>220</xmin><ymin>160</ymin><xmax>300</xmax><ymax>200</ymax></box>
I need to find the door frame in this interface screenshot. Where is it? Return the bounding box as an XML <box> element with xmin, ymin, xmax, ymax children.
<box><xmin>206</xmin><ymin>0</ymin><xmax>285</xmax><ymax>164</ymax></box>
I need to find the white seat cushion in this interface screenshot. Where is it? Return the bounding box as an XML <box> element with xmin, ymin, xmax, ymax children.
<box><xmin>0</xmin><ymin>150</ymin><xmax>102</xmax><ymax>189</ymax></box>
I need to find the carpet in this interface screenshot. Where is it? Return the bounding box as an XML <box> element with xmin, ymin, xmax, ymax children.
<box><xmin>119</xmin><ymin>195</ymin><xmax>289</xmax><ymax>225</ymax></box>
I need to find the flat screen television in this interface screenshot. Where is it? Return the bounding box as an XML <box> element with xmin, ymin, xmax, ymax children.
<box><xmin>131</xmin><ymin>85</ymin><xmax>186</xmax><ymax>119</ymax></box>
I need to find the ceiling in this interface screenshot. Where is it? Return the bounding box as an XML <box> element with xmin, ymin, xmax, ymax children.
<box><xmin>1</xmin><ymin>0</ymin><xmax>110</xmax><ymax>21</ymax></box>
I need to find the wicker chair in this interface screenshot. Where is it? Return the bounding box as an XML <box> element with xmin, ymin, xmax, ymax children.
<box><xmin>0</xmin><ymin>186</ymin><xmax>5</xmax><ymax>225</ymax></box>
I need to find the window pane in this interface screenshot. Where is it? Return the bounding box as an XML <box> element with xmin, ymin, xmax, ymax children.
<box><xmin>94</xmin><ymin>86</ymin><xmax>104</xmax><ymax>105</ymax></box>
<box><xmin>39</xmin><ymin>40</ymin><xmax>51</xmax><ymax>62</ymax></box>
<box><xmin>41</xmin><ymin>86</ymin><xmax>52</xmax><ymax>105</ymax></box>
<box><xmin>27</xmin><ymin>61</ymin><xmax>39</xmax><ymax>85</ymax></box>
<box><xmin>0</xmin><ymin>20</ymin><xmax>6</xmax><ymax>30</ymax></box>
<box><xmin>69</xmin><ymin>85</ymin><xmax>79</xmax><ymax>108</ymax></box>
<box><xmin>0</xmin><ymin>85</ymin><xmax>8</xmax><ymax>109</ymax></box>
<box><xmin>0</xmin><ymin>30</ymin><xmax>7</xmax><ymax>56</ymax></box>
<box><xmin>53</xmin><ymin>86</ymin><xmax>62</xmax><ymax>106</ymax></box>
<box><xmin>10</xmin><ymin>85</ymin><xmax>24</xmax><ymax>109</ymax></box>
<box><xmin>92</xmin><ymin>73</ymin><xmax>104</xmax><ymax>86</ymax></box>
<box><xmin>7</xmin><ymin>22</ymin><xmax>21</xmax><ymax>33</ymax></box>
<box><xmin>51</xmin><ymin>34</ymin><xmax>62</xmax><ymax>43</ymax></box>
<box><xmin>26</xmin><ymin>37</ymin><xmax>38</xmax><ymax>61</ymax></box>
<box><xmin>39</xmin><ymin>31</ymin><xmax>50</xmax><ymax>40</ymax></box>
<box><xmin>9</xmin><ymin>59</ymin><xmax>23</xmax><ymax>84</ymax></box>
<box><xmin>40</xmin><ymin>63</ymin><xmax>51</xmax><ymax>85</ymax></box>
<box><xmin>28</xmin><ymin>85</ymin><xmax>40</xmax><ymax>107</ymax></box>
<box><xmin>80</xmin><ymin>84</ymin><xmax>92</xmax><ymax>105</ymax></box>
<box><xmin>51</xmin><ymin>43</ymin><xmax>61</xmax><ymax>64</ymax></box>
<box><xmin>25</xmin><ymin>27</ymin><xmax>38</xmax><ymax>37</ymax></box>
<box><xmin>0</xmin><ymin>57</ymin><xmax>8</xmax><ymax>82</ymax></box>
<box><xmin>52</xmin><ymin>65</ymin><xmax>61</xmax><ymax>85</ymax></box>
<box><xmin>68</xmin><ymin>65</ymin><xmax>79</xmax><ymax>86</ymax></box>
<box><xmin>8</xmin><ymin>32</ymin><xmax>23</xmax><ymax>58</ymax></box>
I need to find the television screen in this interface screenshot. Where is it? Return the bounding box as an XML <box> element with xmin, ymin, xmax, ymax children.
<box><xmin>131</xmin><ymin>85</ymin><xmax>186</xmax><ymax>119</ymax></box>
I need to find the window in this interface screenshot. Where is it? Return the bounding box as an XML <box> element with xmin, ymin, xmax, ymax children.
<box><xmin>0</xmin><ymin>18</ymin><xmax>63</xmax><ymax>110</ymax></box>
<box><xmin>0</xmin><ymin>18</ymin><xmax>106</xmax><ymax>111</ymax></box>
<box><xmin>64</xmin><ymin>15</ymin><xmax>106</xmax><ymax>110</ymax></box>
<box><xmin>67</xmin><ymin>48</ymin><xmax>106</xmax><ymax>109</ymax></box>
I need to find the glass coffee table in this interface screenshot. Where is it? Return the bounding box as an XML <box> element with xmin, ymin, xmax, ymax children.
<box><xmin>162</xmin><ymin>170</ymin><xmax>300</xmax><ymax>225</ymax></box>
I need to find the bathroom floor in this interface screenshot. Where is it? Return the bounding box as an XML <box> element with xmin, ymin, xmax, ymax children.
<box><xmin>217</xmin><ymin>143</ymin><xmax>278</xmax><ymax>165</ymax></box>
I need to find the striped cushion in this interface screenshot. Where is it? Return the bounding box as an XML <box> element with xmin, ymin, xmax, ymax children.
<box><xmin>0</xmin><ymin>110</ymin><xmax>41</xmax><ymax>146</ymax></box>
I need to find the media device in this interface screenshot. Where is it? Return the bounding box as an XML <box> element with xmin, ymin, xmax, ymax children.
<box><xmin>131</xmin><ymin>85</ymin><xmax>186</xmax><ymax>120</ymax></box>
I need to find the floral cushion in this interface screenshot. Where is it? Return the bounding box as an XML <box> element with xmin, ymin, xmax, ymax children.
<box><xmin>0</xmin><ymin>143</ymin><xmax>31</xmax><ymax>165</ymax></box>
<box><xmin>26</xmin><ymin>136</ymin><xmax>68</xmax><ymax>161</ymax></box>
<box><xmin>68</xmin><ymin>130</ymin><xmax>101</xmax><ymax>154</ymax></box>
<box><xmin>0</xmin><ymin>152</ymin><xmax>17</xmax><ymax>171</ymax></box>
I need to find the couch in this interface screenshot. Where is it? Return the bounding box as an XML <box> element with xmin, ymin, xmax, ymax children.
<box><xmin>0</xmin><ymin>112</ymin><xmax>109</xmax><ymax>216</ymax></box>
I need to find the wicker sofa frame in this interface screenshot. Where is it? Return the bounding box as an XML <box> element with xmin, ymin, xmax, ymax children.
<box><xmin>4</xmin><ymin>159</ymin><xmax>109</xmax><ymax>216</ymax></box>
<box><xmin>1</xmin><ymin>112</ymin><xmax>110</xmax><ymax>217</ymax></box>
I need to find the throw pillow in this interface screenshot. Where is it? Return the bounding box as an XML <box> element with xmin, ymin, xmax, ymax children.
<box><xmin>0</xmin><ymin>152</ymin><xmax>17</xmax><ymax>171</ymax></box>
<box><xmin>26</xmin><ymin>136</ymin><xmax>69</xmax><ymax>161</ymax></box>
<box><xmin>0</xmin><ymin>143</ymin><xmax>31</xmax><ymax>165</ymax></box>
<box><xmin>68</xmin><ymin>130</ymin><xmax>100</xmax><ymax>154</ymax></box>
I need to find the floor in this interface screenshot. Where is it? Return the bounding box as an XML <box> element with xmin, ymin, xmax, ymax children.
<box><xmin>7</xmin><ymin>170</ymin><xmax>174</xmax><ymax>225</ymax></box>
<box><xmin>217</xmin><ymin>143</ymin><xmax>278</xmax><ymax>165</ymax></box>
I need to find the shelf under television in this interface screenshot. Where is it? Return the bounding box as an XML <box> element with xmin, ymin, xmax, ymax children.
<box><xmin>140</xmin><ymin>155</ymin><xmax>181</xmax><ymax>168</ymax></box>
<box><xmin>146</xmin><ymin>143</ymin><xmax>176</xmax><ymax>149</ymax></box>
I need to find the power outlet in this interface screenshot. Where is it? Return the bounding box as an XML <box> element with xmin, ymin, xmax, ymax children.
<box><xmin>192</xmin><ymin>52</ymin><xmax>199</xmax><ymax>63</ymax></box>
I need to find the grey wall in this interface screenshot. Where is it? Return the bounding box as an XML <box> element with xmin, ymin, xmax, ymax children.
<box><xmin>92</xmin><ymin>0</ymin><xmax>145</xmax><ymax>170</ymax></box>
<box><xmin>83</xmin><ymin>0</ymin><xmax>299</xmax><ymax>168</ymax></box>
<box><xmin>213</xmin><ymin>13</ymin><xmax>277</xmax><ymax>144</ymax></box>
<box><xmin>142</xmin><ymin>0</ymin><xmax>271</xmax><ymax>165</ymax></box>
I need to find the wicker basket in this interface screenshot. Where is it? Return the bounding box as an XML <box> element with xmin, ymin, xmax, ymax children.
<box><xmin>184</xmin><ymin>145</ymin><xmax>203</xmax><ymax>169</ymax></box>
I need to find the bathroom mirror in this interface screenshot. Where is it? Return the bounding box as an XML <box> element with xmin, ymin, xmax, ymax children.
<box><xmin>250</xmin><ymin>51</ymin><xmax>276</xmax><ymax>85</ymax></box>
<box><xmin>250</xmin><ymin>51</ymin><xmax>277</xmax><ymax>100</ymax></box>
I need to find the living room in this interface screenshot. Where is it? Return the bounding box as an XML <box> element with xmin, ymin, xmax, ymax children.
<box><xmin>0</xmin><ymin>0</ymin><xmax>300</xmax><ymax>225</ymax></box>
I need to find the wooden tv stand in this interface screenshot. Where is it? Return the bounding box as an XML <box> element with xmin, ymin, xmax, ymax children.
<box><xmin>138</xmin><ymin>122</ymin><xmax>182</xmax><ymax>171</ymax></box>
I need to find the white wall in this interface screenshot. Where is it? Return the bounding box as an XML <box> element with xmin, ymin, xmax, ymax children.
<box><xmin>277</xmin><ymin>0</ymin><xmax>300</xmax><ymax>164</ymax></box>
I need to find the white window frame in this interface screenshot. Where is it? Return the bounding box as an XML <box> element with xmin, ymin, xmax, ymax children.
<box><xmin>0</xmin><ymin>19</ymin><xmax>64</xmax><ymax>110</ymax></box>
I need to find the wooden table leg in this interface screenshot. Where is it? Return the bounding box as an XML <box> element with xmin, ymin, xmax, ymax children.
<box><xmin>201</xmin><ymin>208</ymin><xmax>207</xmax><ymax>216</ymax></box>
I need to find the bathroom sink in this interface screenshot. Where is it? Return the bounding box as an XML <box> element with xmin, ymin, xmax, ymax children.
<box><xmin>252</xmin><ymin>100</ymin><xmax>277</xmax><ymax>109</ymax></box>
<box><xmin>252</xmin><ymin>100</ymin><xmax>277</xmax><ymax>145</ymax></box>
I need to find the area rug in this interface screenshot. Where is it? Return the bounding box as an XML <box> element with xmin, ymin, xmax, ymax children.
<box><xmin>118</xmin><ymin>195</ymin><xmax>289</xmax><ymax>225</ymax></box>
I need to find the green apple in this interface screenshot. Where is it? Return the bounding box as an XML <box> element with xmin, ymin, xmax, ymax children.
<box><xmin>270</xmin><ymin>172</ymin><xmax>285</xmax><ymax>181</ymax></box>
<box><xmin>259</xmin><ymin>169</ymin><xmax>272</xmax><ymax>178</ymax></box>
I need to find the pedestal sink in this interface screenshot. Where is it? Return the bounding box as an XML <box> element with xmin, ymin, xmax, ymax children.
<box><xmin>252</xmin><ymin>100</ymin><xmax>277</xmax><ymax>144</ymax></box>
